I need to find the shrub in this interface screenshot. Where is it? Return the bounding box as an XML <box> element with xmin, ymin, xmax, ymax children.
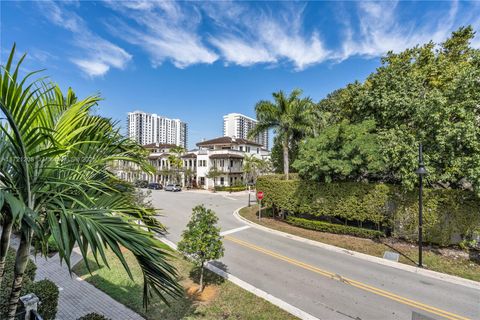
<box><xmin>0</xmin><ymin>248</ymin><xmax>37</xmax><ymax>318</ymax></box>
<box><xmin>257</xmin><ymin>175</ymin><xmax>480</xmax><ymax>246</ymax></box>
<box><xmin>77</xmin><ymin>313</ymin><xmax>111</xmax><ymax>320</ymax></box>
<box><xmin>286</xmin><ymin>216</ymin><xmax>384</xmax><ymax>239</ymax></box>
<box><xmin>214</xmin><ymin>185</ymin><xmax>247</xmax><ymax>192</ymax></box>
<box><xmin>23</xmin><ymin>279</ymin><xmax>59</xmax><ymax>320</ymax></box>
<box><xmin>256</xmin><ymin>176</ymin><xmax>390</xmax><ymax>225</ymax></box>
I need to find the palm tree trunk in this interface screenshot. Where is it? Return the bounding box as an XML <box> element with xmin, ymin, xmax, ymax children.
<box><xmin>0</xmin><ymin>215</ymin><xmax>13</xmax><ymax>284</ymax></box>
<box><xmin>6</xmin><ymin>230</ymin><xmax>32</xmax><ymax>320</ymax></box>
<box><xmin>283</xmin><ymin>136</ymin><xmax>289</xmax><ymax>180</ymax></box>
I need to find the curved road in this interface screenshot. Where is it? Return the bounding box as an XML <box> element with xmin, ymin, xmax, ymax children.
<box><xmin>151</xmin><ymin>190</ymin><xmax>480</xmax><ymax>320</ymax></box>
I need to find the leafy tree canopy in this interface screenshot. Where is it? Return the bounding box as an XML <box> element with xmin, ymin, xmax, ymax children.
<box><xmin>294</xmin><ymin>120</ymin><xmax>385</xmax><ymax>183</ymax></box>
<box><xmin>308</xmin><ymin>26</ymin><xmax>480</xmax><ymax>194</ymax></box>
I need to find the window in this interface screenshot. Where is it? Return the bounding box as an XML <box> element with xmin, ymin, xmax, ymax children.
<box><xmin>246</xmin><ymin>146</ymin><xmax>250</xmax><ymax>152</ymax></box>
<box><xmin>257</xmin><ymin>148</ymin><xmax>259</xmax><ymax>154</ymax></box>
<box><xmin>220</xmin><ymin>177</ymin><xmax>224</xmax><ymax>185</ymax></box>
<box><xmin>239</xmin><ymin>146</ymin><xmax>243</xmax><ymax>151</ymax></box>
<box><xmin>230</xmin><ymin>160</ymin><xmax>234</xmax><ymax>167</ymax></box>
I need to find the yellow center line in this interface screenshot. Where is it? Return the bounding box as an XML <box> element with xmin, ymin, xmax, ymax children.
<box><xmin>225</xmin><ymin>235</ymin><xmax>471</xmax><ymax>320</ymax></box>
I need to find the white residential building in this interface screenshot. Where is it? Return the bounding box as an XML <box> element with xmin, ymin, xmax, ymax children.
<box><xmin>112</xmin><ymin>137</ymin><xmax>270</xmax><ymax>190</ymax></box>
<box><xmin>127</xmin><ymin>111</ymin><xmax>187</xmax><ymax>148</ymax></box>
<box><xmin>223</xmin><ymin>113</ymin><xmax>269</xmax><ymax>150</ymax></box>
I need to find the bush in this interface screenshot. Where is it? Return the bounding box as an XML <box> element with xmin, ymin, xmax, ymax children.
<box><xmin>77</xmin><ymin>312</ymin><xmax>111</xmax><ymax>320</ymax></box>
<box><xmin>257</xmin><ymin>175</ymin><xmax>480</xmax><ymax>246</ymax></box>
<box><xmin>286</xmin><ymin>216</ymin><xmax>384</xmax><ymax>239</ymax></box>
<box><xmin>256</xmin><ymin>176</ymin><xmax>390</xmax><ymax>225</ymax></box>
<box><xmin>0</xmin><ymin>248</ymin><xmax>37</xmax><ymax>318</ymax></box>
<box><xmin>214</xmin><ymin>185</ymin><xmax>247</xmax><ymax>192</ymax></box>
<box><xmin>23</xmin><ymin>279</ymin><xmax>59</xmax><ymax>320</ymax></box>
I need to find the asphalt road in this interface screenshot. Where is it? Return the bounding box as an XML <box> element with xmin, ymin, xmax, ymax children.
<box><xmin>151</xmin><ymin>190</ymin><xmax>480</xmax><ymax>320</ymax></box>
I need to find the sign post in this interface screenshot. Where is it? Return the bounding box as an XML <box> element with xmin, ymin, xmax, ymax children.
<box><xmin>257</xmin><ymin>191</ymin><xmax>264</xmax><ymax>220</ymax></box>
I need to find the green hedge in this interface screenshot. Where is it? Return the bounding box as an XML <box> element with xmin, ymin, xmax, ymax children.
<box><xmin>256</xmin><ymin>176</ymin><xmax>390</xmax><ymax>224</ymax></box>
<box><xmin>214</xmin><ymin>186</ymin><xmax>247</xmax><ymax>192</ymax></box>
<box><xmin>256</xmin><ymin>175</ymin><xmax>480</xmax><ymax>246</ymax></box>
<box><xmin>25</xmin><ymin>279</ymin><xmax>59</xmax><ymax>320</ymax></box>
<box><xmin>0</xmin><ymin>248</ymin><xmax>37</xmax><ymax>318</ymax></box>
<box><xmin>286</xmin><ymin>216</ymin><xmax>384</xmax><ymax>239</ymax></box>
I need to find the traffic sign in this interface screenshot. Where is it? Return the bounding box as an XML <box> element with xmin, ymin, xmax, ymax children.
<box><xmin>257</xmin><ymin>191</ymin><xmax>264</xmax><ymax>200</ymax></box>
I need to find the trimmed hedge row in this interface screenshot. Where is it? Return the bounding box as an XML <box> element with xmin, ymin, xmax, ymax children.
<box><xmin>214</xmin><ymin>186</ymin><xmax>247</xmax><ymax>192</ymax></box>
<box><xmin>286</xmin><ymin>216</ymin><xmax>384</xmax><ymax>239</ymax></box>
<box><xmin>256</xmin><ymin>175</ymin><xmax>480</xmax><ymax>246</ymax></box>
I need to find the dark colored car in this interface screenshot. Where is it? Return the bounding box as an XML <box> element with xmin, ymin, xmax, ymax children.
<box><xmin>147</xmin><ymin>183</ymin><xmax>162</xmax><ymax>190</ymax></box>
<box><xmin>134</xmin><ymin>180</ymin><xmax>148</xmax><ymax>188</ymax></box>
<box><xmin>164</xmin><ymin>184</ymin><xmax>182</xmax><ymax>192</ymax></box>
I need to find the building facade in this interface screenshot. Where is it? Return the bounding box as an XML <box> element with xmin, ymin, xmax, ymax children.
<box><xmin>112</xmin><ymin>137</ymin><xmax>270</xmax><ymax>190</ymax></box>
<box><xmin>223</xmin><ymin>113</ymin><xmax>269</xmax><ymax>150</ymax></box>
<box><xmin>127</xmin><ymin>111</ymin><xmax>187</xmax><ymax>148</ymax></box>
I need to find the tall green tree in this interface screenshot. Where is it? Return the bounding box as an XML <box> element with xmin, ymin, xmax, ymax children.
<box><xmin>293</xmin><ymin>120</ymin><xmax>386</xmax><ymax>182</ymax></box>
<box><xmin>314</xmin><ymin>26</ymin><xmax>480</xmax><ymax>194</ymax></box>
<box><xmin>0</xmin><ymin>45</ymin><xmax>182</xmax><ymax>318</ymax></box>
<box><xmin>248</xmin><ymin>89</ymin><xmax>314</xmax><ymax>179</ymax></box>
<box><xmin>177</xmin><ymin>205</ymin><xmax>224</xmax><ymax>292</ymax></box>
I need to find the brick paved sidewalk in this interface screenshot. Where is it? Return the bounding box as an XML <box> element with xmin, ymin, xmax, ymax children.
<box><xmin>9</xmin><ymin>234</ymin><xmax>144</xmax><ymax>320</ymax></box>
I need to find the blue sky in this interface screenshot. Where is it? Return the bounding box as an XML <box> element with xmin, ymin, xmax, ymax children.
<box><xmin>2</xmin><ymin>1</ymin><xmax>479</xmax><ymax>149</ymax></box>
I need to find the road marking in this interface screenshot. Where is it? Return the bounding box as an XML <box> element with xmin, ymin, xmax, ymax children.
<box><xmin>225</xmin><ymin>236</ymin><xmax>471</xmax><ymax>320</ymax></box>
<box><xmin>220</xmin><ymin>226</ymin><xmax>251</xmax><ymax>236</ymax></box>
<box><xmin>222</xmin><ymin>194</ymin><xmax>238</xmax><ymax>201</ymax></box>
<box><xmin>157</xmin><ymin>236</ymin><xmax>320</xmax><ymax>320</ymax></box>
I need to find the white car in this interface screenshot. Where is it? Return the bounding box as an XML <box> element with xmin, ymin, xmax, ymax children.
<box><xmin>164</xmin><ymin>184</ymin><xmax>182</xmax><ymax>192</ymax></box>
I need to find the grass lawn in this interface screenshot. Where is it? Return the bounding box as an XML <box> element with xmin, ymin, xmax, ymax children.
<box><xmin>240</xmin><ymin>206</ymin><xmax>480</xmax><ymax>282</ymax></box>
<box><xmin>72</xmin><ymin>247</ymin><xmax>297</xmax><ymax>320</ymax></box>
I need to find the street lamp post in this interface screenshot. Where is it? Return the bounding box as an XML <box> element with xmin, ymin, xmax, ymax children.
<box><xmin>415</xmin><ymin>143</ymin><xmax>428</xmax><ymax>268</ymax></box>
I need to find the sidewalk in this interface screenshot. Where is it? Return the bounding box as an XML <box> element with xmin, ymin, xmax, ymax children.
<box><xmin>9</xmin><ymin>235</ymin><xmax>144</xmax><ymax>320</ymax></box>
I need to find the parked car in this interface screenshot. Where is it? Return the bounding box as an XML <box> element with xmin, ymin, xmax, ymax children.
<box><xmin>134</xmin><ymin>180</ymin><xmax>148</xmax><ymax>188</ymax></box>
<box><xmin>147</xmin><ymin>183</ymin><xmax>162</xmax><ymax>190</ymax></box>
<box><xmin>164</xmin><ymin>184</ymin><xmax>182</xmax><ymax>192</ymax></box>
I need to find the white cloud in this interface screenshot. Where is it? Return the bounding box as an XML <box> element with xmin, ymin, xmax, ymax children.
<box><xmin>105</xmin><ymin>1</ymin><xmax>217</xmax><ymax>68</ymax></box>
<box><xmin>209</xmin><ymin>37</ymin><xmax>276</xmax><ymax>66</ymax></box>
<box><xmin>204</xmin><ymin>2</ymin><xmax>330</xmax><ymax>70</ymax></box>
<box><xmin>71</xmin><ymin>59</ymin><xmax>109</xmax><ymax>77</ymax></box>
<box><xmin>337</xmin><ymin>0</ymin><xmax>474</xmax><ymax>61</ymax></box>
<box><xmin>38</xmin><ymin>0</ymin><xmax>131</xmax><ymax>77</ymax></box>
<box><xmin>37</xmin><ymin>0</ymin><xmax>480</xmax><ymax>73</ymax></box>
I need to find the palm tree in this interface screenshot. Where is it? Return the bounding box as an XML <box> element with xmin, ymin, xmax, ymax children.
<box><xmin>167</xmin><ymin>146</ymin><xmax>185</xmax><ymax>184</ymax></box>
<box><xmin>248</xmin><ymin>89</ymin><xmax>313</xmax><ymax>179</ymax></box>
<box><xmin>0</xmin><ymin>45</ymin><xmax>182</xmax><ymax>318</ymax></box>
<box><xmin>243</xmin><ymin>154</ymin><xmax>272</xmax><ymax>184</ymax></box>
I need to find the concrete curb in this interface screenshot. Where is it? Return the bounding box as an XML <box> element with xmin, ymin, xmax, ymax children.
<box><xmin>233</xmin><ymin>207</ymin><xmax>480</xmax><ymax>290</ymax></box>
<box><xmin>158</xmin><ymin>237</ymin><xmax>319</xmax><ymax>320</ymax></box>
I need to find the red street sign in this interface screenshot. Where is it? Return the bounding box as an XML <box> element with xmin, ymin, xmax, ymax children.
<box><xmin>257</xmin><ymin>191</ymin><xmax>264</xmax><ymax>200</ymax></box>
